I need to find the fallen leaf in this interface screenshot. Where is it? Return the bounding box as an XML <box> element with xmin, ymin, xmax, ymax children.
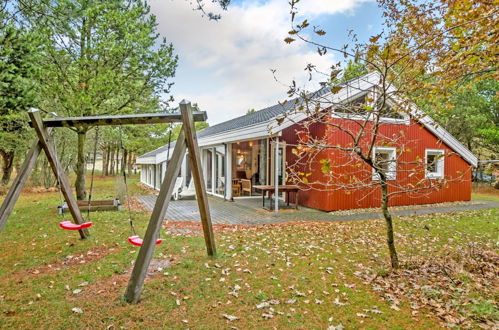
<box><xmin>222</xmin><ymin>314</ymin><xmax>239</xmax><ymax>322</ymax></box>
<box><xmin>256</xmin><ymin>302</ymin><xmax>270</xmax><ymax>309</ymax></box>
<box><xmin>71</xmin><ymin>307</ymin><xmax>83</xmax><ymax>314</ymax></box>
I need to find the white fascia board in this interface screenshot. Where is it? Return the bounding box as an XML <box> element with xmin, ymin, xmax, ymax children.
<box><xmin>384</xmin><ymin>83</ymin><xmax>478</xmax><ymax>167</ymax></box>
<box><xmin>198</xmin><ymin>122</ymin><xmax>275</xmax><ymax>146</ymax></box>
<box><xmin>135</xmin><ymin>156</ymin><xmax>156</xmax><ymax>165</ymax></box>
<box><xmin>416</xmin><ymin>111</ymin><xmax>477</xmax><ymax>167</ymax></box>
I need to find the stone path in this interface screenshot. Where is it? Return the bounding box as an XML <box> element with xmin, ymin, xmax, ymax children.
<box><xmin>136</xmin><ymin>195</ymin><xmax>499</xmax><ymax>225</ymax></box>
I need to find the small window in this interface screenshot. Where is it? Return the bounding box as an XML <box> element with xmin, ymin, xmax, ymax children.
<box><xmin>373</xmin><ymin>147</ymin><xmax>397</xmax><ymax>180</ymax></box>
<box><xmin>379</xmin><ymin>103</ymin><xmax>404</xmax><ymax>119</ymax></box>
<box><xmin>336</xmin><ymin>93</ymin><xmax>371</xmax><ymax>115</ymax></box>
<box><xmin>425</xmin><ymin>149</ymin><xmax>445</xmax><ymax>178</ymax></box>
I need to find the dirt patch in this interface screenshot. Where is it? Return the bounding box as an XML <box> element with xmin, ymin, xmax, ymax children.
<box><xmin>13</xmin><ymin>246</ymin><xmax>119</xmax><ymax>279</ymax></box>
<box><xmin>73</xmin><ymin>257</ymin><xmax>176</xmax><ymax>301</ymax></box>
<box><xmin>22</xmin><ymin>186</ymin><xmax>59</xmax><ymax>194</ymax></box>
<box><xmin>164</xmin><ymin>221</ymin><xmax>254</xmax><ymax>236</ymax></box>
<box><xmin>366</xmin><ymin>248</ymin><xmax>499</xmax><ymax>328</ymax></box>
<box><xmin>473</xmin><ymin>184</ymin><xmax>499</xmax><ymax>197</ymax></box>
<box><xmin>163</xmin><ymin>220</ymin><xmax>345</xmax><ymax>236</ymax></box>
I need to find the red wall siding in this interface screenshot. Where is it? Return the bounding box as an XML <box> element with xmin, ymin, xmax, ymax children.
<box><xmin>282</xmin><ymin>119</ymin><xmax>472</xmax><ymax>212</ymax></box>
<box><xmin>282</xmin><ymin>121</ymin><xmax>335</xmax><ymax>210</ymax></box>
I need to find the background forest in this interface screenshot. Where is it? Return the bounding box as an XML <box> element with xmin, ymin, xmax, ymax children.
<box><xmin>0</xmin><ymin>0</ymin><xmax>497</xmax><ymax>198</ymax></box>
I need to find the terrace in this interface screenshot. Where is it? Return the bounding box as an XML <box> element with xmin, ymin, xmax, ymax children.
<box><xmin>136</xmin><ymin>195</ymin><xmax>499</xmax><ymax>226</ymax></box>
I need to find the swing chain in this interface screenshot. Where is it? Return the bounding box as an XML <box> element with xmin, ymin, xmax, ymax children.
<box><xmin>86</xmin><ymin>127</ymin><xmax>100</xmax><ymax>221</ymax></box>
<box><xmin>119</xmin><ymin>126</ymin><xmax>136</xmax><ymax>236</ymax></box>
<box><xmin>52</xmin><ymin>130</ymin><xmax>66</xmax><ymax>218</ymax></box>
<box><xmin>119</xmin><ymin>125</ymin><xmax>173</xmax><ymax>239</ymax></box>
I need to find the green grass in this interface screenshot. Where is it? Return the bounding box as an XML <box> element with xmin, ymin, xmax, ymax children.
<box><xmin>472</xmin><ymin>192</ymin><xmax>499</xmax><ymax>202</ymax></box>
<box><xmin>0</xmin><ymin>176</ymin><xmax>497</xmax><ymax>329</ymax></box>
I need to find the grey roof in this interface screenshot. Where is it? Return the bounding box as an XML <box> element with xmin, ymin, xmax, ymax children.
<box><xmin>137</xmin><ymin>74</ymin><xmax>373</xmax><ymax>161</ymax></box>
<box><xmin>197</xmin><ymin>85</ymin><xmax>331</xmax><ymax>139</ymax></box>
<box><xmin>138</xmin><ymin>141</ymin><xmax>177</xmax><ymax>159</ymax></box>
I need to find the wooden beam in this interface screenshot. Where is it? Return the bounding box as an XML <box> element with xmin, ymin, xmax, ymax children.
<box><xmin>0</xmin><ymin>137</ymin><xmax>45</xmax><ymax>232</ymax></box>
<box><xmin>124</xmin><ymin>131</ymin><xmax>187</xmax><ymax>304</ymax></box>
<box><xmin>28</xmin><ymin>109</ymin><xmax>89</xmax><ymax>239</ymax></box>
<box><xmin>180</xmin><ymin>100</ymin><xmax>217</xmax><ymax>257</ymax></box>
<box><xmin>34</xmin><ymin>109</ymin><xmax>207</xmax><ymax>128</ymax></box>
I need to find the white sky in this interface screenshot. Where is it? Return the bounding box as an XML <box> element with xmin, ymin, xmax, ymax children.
<box><xmin>149</xmin><ymin>0</ymin><xmax>376</xmax><ymax>125</ymax></box>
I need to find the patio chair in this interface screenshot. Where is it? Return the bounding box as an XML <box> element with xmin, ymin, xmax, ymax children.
<box><xmin>232</xmin><ymin>179</ymin><xmax>241</xmax><ymax>197</ymax></box>
<box><xmin>171</xmin><ymin>177</ymin><xmax>183</xmax><ymax>201</ymax></box>
<box><xmin>179</xmin><ymin>178</ymin><xmax>196</xmax><ymax>200</ymax></box>
<box><xmin>240</xmin><ymin>179</ymin><xmax>252</xmax><ymax>196</ymax></box>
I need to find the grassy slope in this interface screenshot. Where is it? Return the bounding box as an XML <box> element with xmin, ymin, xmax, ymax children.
<box><xmin>0</xmin><ymin>176</ymin><xmax>497</xmax><ymax>329</ymax></box>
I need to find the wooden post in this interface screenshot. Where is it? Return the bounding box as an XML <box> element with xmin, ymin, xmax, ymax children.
<box><xmin>0</xmin><ymin>139</ymin><xmax>43</xmax><ymax>231</ymax></box>
<box><xmin>28</xmin><ymin>109</ymin><xmax>89</xmax><ymax>239</ymax></box>
<box><xmin>124</xmin><ymin>131</ymin><xmax>187</xmax><ymax>304</ymax></box>
<box><xmin>180</xmin><ymin>100</ymin><xmax>217</xmax><ymax>257</ymax></box>
<box><xmin>224</xmin><ymin>143</ymin><xmax>232</xmax><ymax>201</ymax></box>
<box><xmin>274</xmin><ymin>137</ymin><xmax>279</xmax><ymax>217</ymax></box>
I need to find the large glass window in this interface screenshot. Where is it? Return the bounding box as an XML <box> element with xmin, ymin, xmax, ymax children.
<box><xmin>232</xmin><ymin>140</ymin><xmax>267</xmax><ymax>184</ymax></box>
<box><xmin>231</xmin><ymin>139</ymin><xmax>268</xmax><ymax>196</ymax></box>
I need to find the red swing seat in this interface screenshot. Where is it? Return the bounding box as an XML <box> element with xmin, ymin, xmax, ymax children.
<box><xmin>59</xmin><ymin>221</ymin><xmax>93</xmax><ymax>230</ymax></box>
<box><xmin>127</xmin><ymin>235</ymin><xmax>164</xmax><ymax>247</ymax></box>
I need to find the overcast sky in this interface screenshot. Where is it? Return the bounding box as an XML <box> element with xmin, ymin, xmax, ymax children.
<box><xmin>149</xmin><ymin>0</ymin><xmax>384</xmax><ymax>125</ymax></box>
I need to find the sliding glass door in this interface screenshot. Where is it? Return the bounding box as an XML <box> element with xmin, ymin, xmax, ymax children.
<box><xmin>215</xmin><ymin>146</ymin><xmax>225</xmax><ymax>196</ymax></box>
<box><xmin>205</xmin><ymin>149</ymin><xmax>213</xmax><ymax>191</ymax></box>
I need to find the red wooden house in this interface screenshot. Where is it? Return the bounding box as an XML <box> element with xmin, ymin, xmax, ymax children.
<box><xmin>137</xmin><ymin>73</ymin><xmax>477</xmax><ymax>211</ymax></box>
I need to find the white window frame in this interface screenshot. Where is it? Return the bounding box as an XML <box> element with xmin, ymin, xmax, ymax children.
<box><xmin>332</xmin><ymin>90</ymin><xmax>410</xmax><ymax>125</ymax></box>
<box><xmin>372</xmin><ymin>147</ymin><xmax>397</xmax><ymax>181</ymax></box>
<box><xmin>425</xmin><ymin>149</ymin><xmax>445</xmax><ymax>179</ymax></box>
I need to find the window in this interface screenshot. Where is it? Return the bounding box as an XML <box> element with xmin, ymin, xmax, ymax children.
<box><xmin>336</xmin><ymin>93</ymin><xmax>371</xmax><ymax>116</ymax></box>
<box><xmin>373</xmin><ymin>147</ymin><xmax>397</xmax><ymax>180</ymax></box>
<box><xmin>335</xmin><ymin>91</ymin><xmax>407</xmax><ymax>122</ymax></box>
<box><xmin>425</xmin><ymin>149</ymin><xmax>445</xmax><ymax>178</ymax></box>
<box><xmin>379</xmin><ymin>103</ymin><xmax>405</xmax><ymax>119</ymax></box>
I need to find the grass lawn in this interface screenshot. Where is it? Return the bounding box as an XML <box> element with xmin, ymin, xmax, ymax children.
<box><xmin>472</xmin><ymin>193</ymin><xmax>499</xmax><ymax>203</ymax></box>
<box><xmin>472</xmin><ymin>184</ymin><xmax>499</xmax><ymax>202</ymax></box>
<box><xmin>0</xmin><ymin>176</ymin><xmax>497</xmax><ymax>329</ymax></box>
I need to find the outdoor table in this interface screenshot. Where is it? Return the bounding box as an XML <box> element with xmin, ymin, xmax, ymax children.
<box><xmin>253</xmin><ymin>185</ymin><xmax>300</xmax><ymax>210</ymax></box>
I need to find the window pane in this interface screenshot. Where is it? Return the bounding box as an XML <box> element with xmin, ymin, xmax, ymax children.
<box><xmin>427</xmin><ymin>154</ymin><xmax>437</xmax><ymax>173</ymax></box>
<box><xmin>380</xmin><ymin>104</ymin><xmax>404</xmax><ymax>119</ymax></box>
<box><xmin>375</xmin><ymin>151</ymin><xmax>390</xmax><ymax>174</ymax></box>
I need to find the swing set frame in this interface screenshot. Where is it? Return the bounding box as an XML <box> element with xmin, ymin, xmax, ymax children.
<box><xmin>0</xmin><ymin>100</ymin><xmax>216</xmax><ymax>304</ymax></box>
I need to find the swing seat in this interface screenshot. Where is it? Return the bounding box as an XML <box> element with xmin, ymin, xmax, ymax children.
<box><xmin>59</xmin><ymin>221</ymin><xmax>93</xmax><ymax>230</ymax></box>
<box><xmin>127</xmin><ymin>235</ymin><xmax>164</xmax><ymax>247</ymax></box>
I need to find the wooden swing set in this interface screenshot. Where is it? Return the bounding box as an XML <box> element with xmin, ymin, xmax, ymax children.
<box><xmin>0</xmin><ymin>100</ymin><xmax>216</xmax><ymax>304</ymax></box>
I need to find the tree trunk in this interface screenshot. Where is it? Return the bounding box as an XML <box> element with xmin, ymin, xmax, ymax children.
<box><xmin>122</xmin><ymin>148</ymin><xmax>128</xmax><ymax>175</ymax></box>
<box><xmin>127</xmin><ymin>151</ymin><xmax>133</xmax><ymax>176</ymax></box>
<box><xmin>102</xmin><ymin>145</ymin><xmax>108</xmax><ymax>177</ymax></box>
<box><xmin>75</xmin><ymin>131</ymin><xmax>87</xmax><ymax>200</ymax></box>
<box><xmin>115</xmin><ymin>146</ymin><xmax>120</xmax><ymax>174</ymax></box>
<box><xmin>0</xmin><ymin>150</ymin><xmax>15</xmax><ymax>185</ymax></box>
<box><xmin>109</xmin><ymin>145</ymin><xmax>115</xmax><ymax>175</ymax></box>
<box><xmin>381</xmin><ymin>180</ymin><xmax>399</xmax><ymax>269</ymax></box>
<box><xmin>105</xmin><ymin>145</ymin><xmax>111</xmax><ymax>176</ymax></box>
